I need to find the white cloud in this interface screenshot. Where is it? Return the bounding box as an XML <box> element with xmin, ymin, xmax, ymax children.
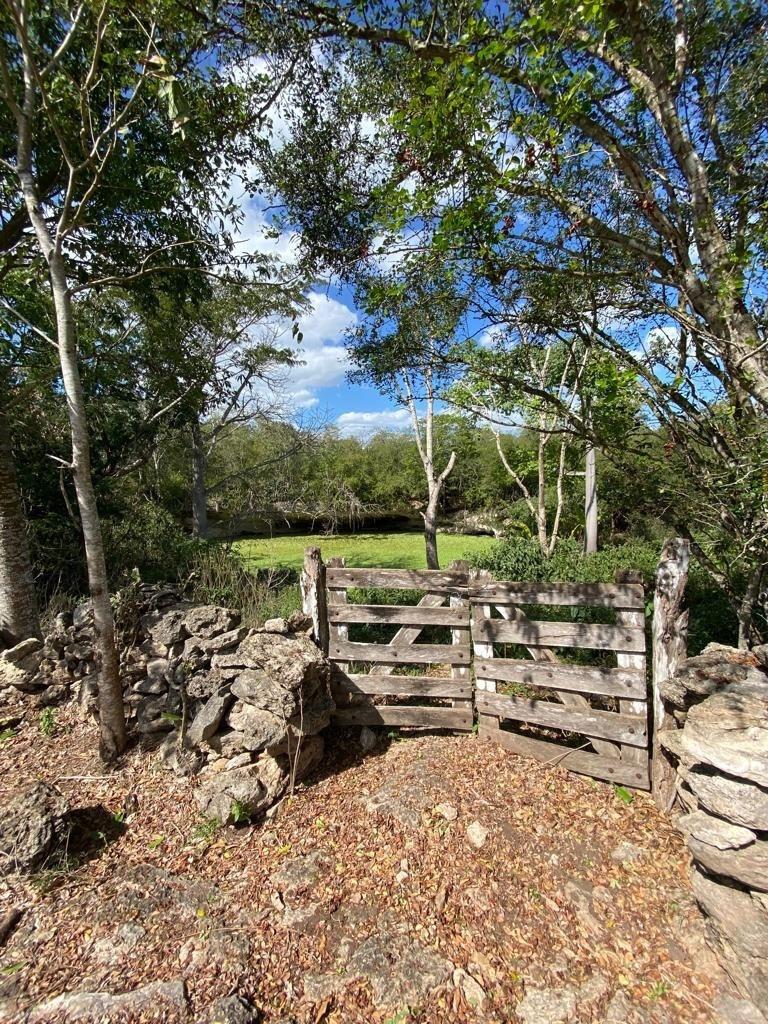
<box><xmin>336</xmin><ymin>408</ymin><xmax>411</xmax><ymax>437</ymax></box>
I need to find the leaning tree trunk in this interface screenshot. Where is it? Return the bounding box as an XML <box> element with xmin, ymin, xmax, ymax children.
<box><xmin>49</xmin><ymin>255</ymin><xmax>127</xmax><ymax>759</ymax></box>
<box><xmin>584</xmin><ymin>444</ymin><xmax>598</xmax><ymax>554</ymax></box>
<box><xmin>0</xmin><ymin>408</ymin><xmax>41</xmax><ymax>642</ymax></box>
<box><xmin>190</xmin><ymin>419</ymin><xmax>209</xmax><ymax>540</ymax></box>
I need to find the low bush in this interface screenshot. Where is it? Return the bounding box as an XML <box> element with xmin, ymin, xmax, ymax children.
<box><xmin>470</xmin><ymin>537</ymin><xmax>736</xmax><ymax>654</ymax></box>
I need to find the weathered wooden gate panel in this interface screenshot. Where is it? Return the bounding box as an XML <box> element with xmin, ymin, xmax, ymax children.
<box><xmin>303</xmin><ymin>548</ymin><xmax>651</xmax><ymax>788</ymax></box>
<box><xmin>324</xmin><ymin>564</ymin><xmax>473</xmax><ymax>731</ymax></box>
<box><xmin>470</xmin><ymin>578</ymin><xmax>649</xmax><ymax>789</ymax></box>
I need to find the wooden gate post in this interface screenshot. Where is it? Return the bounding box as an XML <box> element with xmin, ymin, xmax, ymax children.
<box><xmin>652</xmin><ymin>538</ymin><xmax>690</xmax><ymax>809</ymax></box>
<box><xmin>301</xmin><ymin>546</ymin><xmax>329</xmax><ymax>654</ymax></box>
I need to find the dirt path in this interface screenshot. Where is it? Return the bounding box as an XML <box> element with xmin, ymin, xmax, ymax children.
<box><xmin>0</xmin><ymin>705</ymin><xmax>733</xmax><ymax>1023</ymax></box>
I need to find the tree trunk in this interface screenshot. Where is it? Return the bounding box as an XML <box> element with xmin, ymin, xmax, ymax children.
<box><xmin>190</xmin><ymin>419</ymin><xmax>209</xmax><ymax>540</ymax></box>
<box><xmin>0</xmin><ymin>408</ymin><xmax>41</xmax><ymax>642</ymax></box>
<box><xmin>49</xmin><ymin>254</ymin><xmax>127</xmax><ymax>759</ymax></box>
<box><xmin>652</xmin><ymin>538</ymin><xmax>690</xmax><ymax>809</ymax></box>
<box><xmin>584</xmin><ymin>443</ymin><xmax>598</xmax><ymax>554</ymax></box>
<box><xmin>737</xmin><ymin>565</ymin><xmax>764</xmax><ymax>649</ymax></box>
<box><xmin>423</xmin><ymin>495</ymin><xmax>440</xmax><ymax>570</ymax></box>
<box><xmin>536</xmin><ymin>433</ymin><xmax>548</xmax><ymax>555</ymax></box>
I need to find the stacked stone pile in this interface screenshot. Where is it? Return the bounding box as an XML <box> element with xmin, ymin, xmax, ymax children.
<box><xmin>659</xmin><ymin>643</ymin><xmax>768</xmax><ymax>1013</ymax></box>
<box><xmin>0</xmin><ymin>585</ymin><xmax>334</xmax><ymax>824</ymax></box>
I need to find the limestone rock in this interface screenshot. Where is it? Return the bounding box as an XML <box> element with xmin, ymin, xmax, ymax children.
<box><xmin>141</xmin><ymin>606</ymin><xmax>190</xmax><ymax>646</ymax></box>
<box><xmin>692</xmin><ymin>868</ymin><xmax>768</xmax><ymax>1008</ymax></box>
<box><xmin>688</xmin><ymin>833</ymin><xmax>768</xmax><ymax>892</ymax></box>
<box><xmin>345</xmin><ymin>927</ymin><xmax>452</xmax><ymax>1008</ymax></box>
<box><xmin>713</xmin><ymin>993</ymin><xmax>768</xmax><ymax>1024</ymax></box>
<box><xmin>659</xmin><ymin>647</ymin><xmax>767</xmax><ymax>709</ymax></box>
<box><xmin>0</xmin><ymin>781</ymin><xmax>69</xmax><ymax>874</ymax></box>
<box><xmin>186</xmin><ymin>668</ymin><xmax>231</xmax><ymax>701</ymax></box>
<box><xmin>184</xmin><ymin>605</ymin><xmax>240</xmax><ymax>639</ymax></box>
<box><xmin>225</xmin><ymin>703</ymin><xmax>285</xmax><ymax>751</ymax></box>
<box><xmin>231</xmin><ymin>669</ymin><xmax>301</xmax><ymax>717</ymax></box>
<box><xmin>196</xmin><ymin>758</ymin><xmax>287</xmax><ymax>824</ymax></box>
<box><xmin>516</xmin><ymin>985</ymin><xmax>577</xmax><ymax>1024</ymax></box>
<box><xmin>359</xmin><ymin>726</ymin><xmax>377</xmax><ymax>752</ymax></box>
<box><xmin>679</xmin><ymin>810</ymin><xmax>756</xmax><ymax>850</ymax></box>
<box><xmin>214</xmin><ymin>631</ymin><xmax>330</xmax><ymax>693</ymax></box>
<box><xmin>187</xmin><ymin>692</ymin><xmax>232</xmax><ymax>746</ymax></box>
<box><xmin>683</xmin><ymin>765</ymin><xmax>768</xmax><ymax>831</ymax></box>
<box><xmin>26</xmin><ymin>980</ymin><xmax>188</xmax><ymax>1022</ymax></box>
<box><xmin>681</xmin><ymin>692</ymin><xmax>768</xmax><ymax>787</ymax></box>
<box><xmin>0</xmin><ymin>637</ymin><xmax>42</xmax><ymax>664</ymax></box>
<box><xmin>201</xmin><ymin>994</ymin><xmax>259</xmax><ymax>1024</ymax></box>
<box><xmin>466</xmin><ymin>820</ymin><xmax>489</xmax><ymax>849</ymax></box>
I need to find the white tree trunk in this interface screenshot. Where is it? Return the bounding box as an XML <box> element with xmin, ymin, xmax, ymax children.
<box><xmin>49</xmin><ymin>254</ymin><xmax>127</xmax><ymax>758</ymax></box>
<box><xmin>0</xmin><ymin>408</ymin><xmax>41</xmax><ymax>641</ymax></box>
<box><xmin>584</xmin><ymin>444</ymin><xmax>598</xmax><ymax>554</ymax></box>
<box><xmin>190</xmin><ymin>419</ymin><xmax>209</xmax><ymax>540</ymax></box>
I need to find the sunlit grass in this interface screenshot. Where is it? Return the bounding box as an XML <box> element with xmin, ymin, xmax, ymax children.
<box><xmin>233</xmin><ymin>530</ymin><xmax>495</xmax><ymax>572</ymax></box>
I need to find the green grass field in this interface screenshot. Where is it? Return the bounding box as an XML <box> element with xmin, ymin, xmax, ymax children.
<box><xmin>234</xmin><ymin>530</ymin><xmax>495</xmax><ymax>572</ymax></box>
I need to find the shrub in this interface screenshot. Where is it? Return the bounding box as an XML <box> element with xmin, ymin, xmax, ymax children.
<box><xmin>470</xmin><ymin>537</ymin><xmax>736</xmax><ymax>654</ymax></box>
<box><xmin>102</xmin><ymin>501</ymin><xmax>199</xmax><ymax>587</ymax></box>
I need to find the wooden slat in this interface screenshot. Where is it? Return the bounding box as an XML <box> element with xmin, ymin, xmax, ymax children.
<box><xmin>474</xmin><ymin>658</ymin><xmax>647</xmax><ymax>699</ymax></box>
<box><xmin>472</xmin><ymin>615</ymin><xmax>645</xmax><ymax>653</ymax></box>
<box><xmin>333</xmin><ymin>705</ymin><xmax>473</xmax><ymax>730</ymax></box>
<box><xmin>469</xmin><ymin>581</ymin><xmax>645</xmax><ymax>610</ymax></box>
<box><xmin>326</xmin><ymin>556</ymin><xmax>349</xmax><ymax>687</ymax></box>
<box><xmin>336</xmin><ymin>673</ymin><xmax>472</xmax><ymax>698</ymax></box>
<box><xmin>328</xmin><ymin>604</ymin><xmax>468</xmax><ymax>626</ymax></box>
<box><xmin>476</xmin><ymin>691</ymin><xmax>647</xmax><ymax>746</ymax></box>
<box><xmin>478</xmin><ymin>721</ymin><xmax>649</xmax><ymax>788</ymax></box>
<box><xmin>376</xmin><ymin>593</ymin><xmax>447</xmax><ymax>678</ymax></box>
<box><xmin>330</xmin><ymin>641</ymin><xmax>470</xmax><ymax>665</ymax></box>
<box><xmin>326</xmin><ymin>567</ymin><xmax>469</xmax><ymax>593</ymax></box>
<box><xmin>615</xmin><ymin>571</ymin><xmax>648</xmax><ymax>768</ymax></box>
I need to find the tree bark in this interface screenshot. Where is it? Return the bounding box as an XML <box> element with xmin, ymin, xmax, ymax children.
<box><xmin>423</xmin><ymin>496</ymin><xmax>440</xmax><ymax>570</ymax></box>
<box><xmin>0</xmin><ymin>407</ymin><xmax>41</xmax><ymax>642</ymax></box>
<box><xmin>584</xmin><ymin>443</ymin><xmax>598</xmax><ymax>554</ymax></box>
<box><xmin>737</xmin><ymin>565</ymin><xmax>764</xmax><ymax>649</ymax></box>
<box><xmin>652</xmin><ymin>537</ymin><xmax>690</xmax><ymax>809</ymax></box>
<box><xmin>48</xmin><ymin>254</ymin><xmax>127</xmax><ymax>759</ymax></box>
<box><xmin>190</xmin><ymin>418</ymin><xmax>209</xmax><ymax>540</ymax></box>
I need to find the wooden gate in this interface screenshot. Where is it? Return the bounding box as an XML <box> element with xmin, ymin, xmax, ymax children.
<box><xmin>305</xmin><ymin>554</ymin><xmax>473</xmax><ymax>732</ymax></box>
<box><xmin>471</xmin><ymin>577</ymin><xmax>649</xmax><ymax>788</ymax></box>
<box><xmin>301</xmin><ymin>549</ymin><xmax>651</xmax><ymax>789</ymax></box>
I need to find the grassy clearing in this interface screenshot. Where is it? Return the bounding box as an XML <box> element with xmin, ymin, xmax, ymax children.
<box><xmin>233</xmin><ymin>530</ymin><xmax>495</xmax><ymax>572</ymax></box>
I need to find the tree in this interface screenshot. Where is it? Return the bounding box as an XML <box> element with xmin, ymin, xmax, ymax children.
<box><xmin>0</xmin><ymin>0</ymin><xmax>295</xmax><ymax>754</ymax></box>
<box><xmin>348</xmin><ymin>265</ymin><xmax>465</xmax><ymax>567</ymax></box>
<box><xmin>280</xmin><ymin>0</ymin><xmax>768</xmax><ymax>411</ymax></box>
<box><xmin>0</xmin><ymin>403</ymin><xmax>39</xmax><ymax>641</ymax></box>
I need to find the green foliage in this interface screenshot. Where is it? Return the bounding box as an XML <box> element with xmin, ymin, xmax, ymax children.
<box><xmin>103</xmin><ymin>502</ymin><xmax>200</xmax><ymax>588</ymax></box>
<box><xmin>230</xmin><ymin>799</ymin><xmax>251</xmax><ymax>825</ymax></box>
<box><xmin>614</xmin><ymin>786</ymin><xmax>634</xmax><ymax>806</ymax></box>
<box><xmin>470</xmin><ymin>538</ymin><xmax>736</xmax><ymax>653</ymax></box>
<box><xmin>38</xmin><ymin>709</ymin><xmax>56</xmax><ymax>737</ymax></box>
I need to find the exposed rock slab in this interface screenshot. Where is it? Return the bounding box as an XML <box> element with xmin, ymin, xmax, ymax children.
<box><xmin>0</xmin><ymin>780</ymin><xmax>69</xmax><ymax>874</ymax></box>
<box><xmin>681</xmin><ymin>692</ymin><xmax>768</xmax><ymax>787</ymax></box>
<box><xmin>26</xmin><ymin>980</ymin><xmax>188</xmax><ymax>1022</ymax></box>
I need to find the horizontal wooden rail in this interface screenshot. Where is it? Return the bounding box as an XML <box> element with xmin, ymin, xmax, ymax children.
<box><xmin>474</xmin><ymin>658</ymin><xmax>647</xmax><ymax>699</ymax></box>
<box><xmin>478</xmin><ymin>723</ymin><xmax>649</xmax><ymax>788</ymax></box>
<box><xmin>472</xmin><ymin>614</ymin><xmax>645</xmax><ymax>653</ymax></box>
<box><xmin>328</xmin><ymin>604</ymin><xmax>469</xmax><ymax>626</ymax></box>
<box><xmin>476</xmin><ymin>691</ymin><xmax>647</xmax><ymax>746</ymax></box>
<box><xmin>336</xmin><ymin>672</ymin><xmax>472</xmax><ymax>698</ymax></box>
<box><xmin>469</xmin><ymin>581</ymin><xmax>645</xmax><ymax>609</ymax></box>
<box><xmin>330</xmin><ymin>640</ymin><xmax>470</xmax><ymax>665</ymax></box>
<box><xmin>334</xmin><ymin>706</ymin><xmax>473</xmax><ymax>729</ymax></box>
<box><xmin>326</xmin><ymin>567</ymin><xmax>469</xmax><ymax>593</ymax></box>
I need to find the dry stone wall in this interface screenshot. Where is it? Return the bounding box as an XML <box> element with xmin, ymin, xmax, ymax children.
<box><xmin>0</xmin><ymin>585</ymin><xmax>334</xmax><ymax>825</ymax></box>
<box><xmin>659</xmin><ymin>643</ymin><xmax>768</xmax><ymax>1014</ymax></box>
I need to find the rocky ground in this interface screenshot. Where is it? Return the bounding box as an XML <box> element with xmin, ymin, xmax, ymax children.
<box><xmin>0</xmin><ymin>703</ymin><xmax>751</xmax><ymax>1024</ymax></box>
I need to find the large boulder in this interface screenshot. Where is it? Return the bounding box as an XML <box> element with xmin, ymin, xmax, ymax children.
<box><xmin>692</xmin><ymin>868</ymin><xmax>768</xmax><ymax>1009</ymax></box>
<box><xmin>0</xmin><ymin>781</ymin><xmax>69</xmax><ymax>874</ymax></box>
<box><xmin>0</xmin><ymin>638</ymin><xmax>44</xmax><ymax>692</ymax></box>
<box><xmin>682</xmin><ymin>765</ymin><xmax>768</xmax><ymax>831</ymax></box>
<box><xmin>680</xmin><ymin>691</ymin><xmax>768</xmax><ymax>788</ymax></box>
<box><xmin>196</xmin><ymin>736</ymin><xmax>324</xmax><ymax>824</ymax></box>
<box><xmin>660</xmin><ymin>646</ymin><xmax>767</xmax><ymax>709</ymax></box>
<box><xmin>182</xmin><ymin>605</ymin><xmax>240</xmax><ymax>640</ymax></box>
